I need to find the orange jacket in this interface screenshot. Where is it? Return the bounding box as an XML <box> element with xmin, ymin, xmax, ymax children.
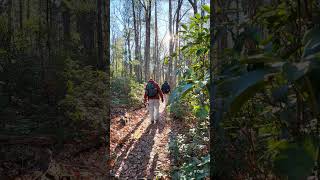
<box><xmin>144</xmin><ymin>79</ymin><xmax>164</xmax><ymax>102</ymax></box>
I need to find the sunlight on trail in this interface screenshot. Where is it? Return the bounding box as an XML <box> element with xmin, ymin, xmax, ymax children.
<box><xmin>159</xmin><ymin>101</ymin><xmax>166</xmax><ymax>114</ymax></box>
<box><xmin>132</xmin><ymin>130</ymin><xmax>142</xmax><ymax>140</ymax></box>
<box><xmin>112</xmin><ymin>101</ymin><xmax>171</xmax><ymax>179</ymax></box>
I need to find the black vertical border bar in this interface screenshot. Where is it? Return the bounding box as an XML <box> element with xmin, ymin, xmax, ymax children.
<box><xmin>209</xmin><ymin>0</ymin><xmax>216</xmax><ymax>178</ymax></box>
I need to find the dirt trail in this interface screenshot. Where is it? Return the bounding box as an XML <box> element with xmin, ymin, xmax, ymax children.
<box><xmin>111</xmin><ymin>102</ymin><xmax>172</xmax><ymax>179</ymax></box>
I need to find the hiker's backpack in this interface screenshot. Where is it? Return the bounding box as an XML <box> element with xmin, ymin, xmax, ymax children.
<box><xmin>162</xmin><ymin>83</ymin><xmax>170</xmax><ymax>93</ymax></box>
<box><xmin>146</xmin><ymin>82</ymin><xmax>158</xmax><ymax>97</ymax></box>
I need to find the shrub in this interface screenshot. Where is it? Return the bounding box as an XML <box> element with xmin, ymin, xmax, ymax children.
<box><xmin>128</xmin><ymin>79</ymin><xmax>145</xmax><ymax>107</ymax></box>
<box><xmin>58</xmin><ymin>59</ymin><xmax>108</xmax><ymax>134</ymax></box>
<box><xmin>169</xmin><ymin>96</ymin><xmax>193</xmax><ymax>120</ymax></box>
<box><xmin>111</xmin><ymin>76</ymin><xmax>144</xmax><ymax>108</ymax></box>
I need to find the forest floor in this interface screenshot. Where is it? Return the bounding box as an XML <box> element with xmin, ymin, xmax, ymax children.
<box><xmin>110</xmin><ymin>101</ymin><xmax>182</xmax><ymax>179</ymax></box>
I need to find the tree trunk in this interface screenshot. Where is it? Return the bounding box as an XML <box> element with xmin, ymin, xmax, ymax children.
<box><xmin>168</xmin><ymin>0</ymin><xmax>173</xmax><ymax>85</ymax></box>
<box><xmin>7</xmin><ymin>0</ymin><xmax>12</xmax><ymax>49</ymax></box>
<box><xmin>154</xmin><ymin>0</ymin><xmax>159</xmax><ymax>82</ymax></box>
<box><xmin>201</xmin><ymin>0</ymin><xmax>205</xmax><ymax>17</ymax></box>
<box><xmin>27</xmin><ymin>0</ymin><xmax>30</xmax><ymax>19</ymax></box>
<box><xmin>46</xmin><ymin>0</ymin><xmax>50</xmax><ymax>58</ymax></box>
<box><xmin>173</xmin><ymin>0</ymin><xmax>183</xmax><ymax>87</ymax></box>
<box><xmin>210</xmin><ymin>0</ymin><xmax>223</xmax><ymax>177</ymax></box>
<box><xmin>139</xmin><ymin>9</ymin><xmax>142</xmax><ymax>81</ymax></box>
<box><xmin>103</xmin><ymin>0</ymin><xmax>110</xmax><ymax>175</ymax></box>
<box><xmin>144</xmin><ymin>1</ymin><xmax>151</xmax><ymax>81</ymax></box>
<box><xmin>19</xmin><ymin>0</ymin><xmax>23</xmax><ymax>30</ymax></box>
<box><xmin>97</xmin><ymin>0</ymin><xmax>106</xmax><ymax>71</ymax></box>
<box><xmin>132</xmin><ymin>0</ymin><xmax>141</xmax><ymax>81</ymax></box>
<box><xmin>45</xmin><ymin>0</ymin><xmax>52</xmax><ymax>104</ymax></box>
<box><xmin>38</xmin><ymin>0</ymin><xmax>44</xmax><ymax>81</ymax></box>
<box><xmin>127</xmin><ymin>33</ymin><xmax>132</xmax><ymax>76</ymax></box>
<box><xmin>77</xmin><ymin>11</ymin><xmax>96</xmax><ymax>62</ymax></box>
<box><xmin>62</xmin><ymin>4</ymin><xmax>71</xmax><ymax>49</ymax></box>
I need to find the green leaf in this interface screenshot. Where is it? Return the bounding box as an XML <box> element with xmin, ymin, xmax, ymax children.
<box><xmin>169</xmin><ymin>83</ymin><xmax>194</xmax><ymax>105</ymax></box>
<box><xmin>302</xmin><ymin>27</ymin><xmax>320</xmax><ymax>45</ymax></box>
<box><xmin>303</xmin><ymin>42</ymin><xmax>320</xmax><ymax>58</ymax></box>
<box><xmin>217</xmin><ymin>69</ymin><xmax>273</xmax><ymax>113</ymax></box>
<box><xmin>302</xmin><ymin>27</ymin><xmax>320</xmax><ymax>58</ymax></box>
<box><xmin>195</xmin><ymin>13</ymin><xmax>201</xmax><ymax>19</ymax></box>
<box><xmin>202</xmin><ymin>4</ymin><xmax>210</xmax><ymax>13</ymax></box>
<box><xmin>304</xmin><ymin>51</ymin><xmax>320</xmax><ymax>61</ymax></box>
<box><xmin>273</xmin><ymin>138</ymin><xmax>318</xmax><ymax>180</ymax></box>
<box><xmin>282</xmin><ymin>62</ymin><xmax>311</xmax><ymax>82</ymax></box>
<box><xmin>164</xmin><ymin>57</ymin><xmax>169</xmax><ymax>65</ymax></box>
<box><xmin>182</xmin><ymin>24</ymin><xmax>188</xmax><ymax>30</ymax></box>
<box><xmin>181</xmin><ymin>45</ymin><xmax>189</xmax><ymax>51</ymax></box>
<box><xmin>171</xmin><ymin>52</ymin><xmax>178</xmax><ymax>57</ymax></box>
<box><xmin>196</xmin><ymin>48</ymin><xmax>207</xmax><ymax>56</ymax></box>
<box><xmin>189</xmin><ymin>22</ymin><xmax>196</xmax><ymax>30</ymax></box>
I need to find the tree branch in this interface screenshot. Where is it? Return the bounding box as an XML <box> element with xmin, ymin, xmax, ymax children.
<box><xmin>139</xmin><ymin>0</ymin><xmax>147</xmax><ymax>11</ymax></box>
<box><xmin>179</xmin><ymin>7</ymin><xmax>192</xmax><ymax>22</ymax></box>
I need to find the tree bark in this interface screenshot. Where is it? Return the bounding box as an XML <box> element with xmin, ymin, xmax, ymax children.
<box><xmin>209</xmin><ymin>0</ymin><xmax>223</xmax><ymax>178</ymax></box>
<box><xmin>143</xmin><ymin>0</ymin><xmax>151</xmax><ymax>81</ymax></box>
<box><xmin>132</xmin><ymin>0</ymin><xmax>141</xmax><ymax>81</ymax></box>
<box><xmin>138</xmin><ymin>8</ymin><xmax>142</xmax><ymax>81</ymax></box>
<box><xmin>27</xmin><ymin>0</ymin><xmax>30</xmax><ymax>19</ymax></box>
<box><xmin>168</xmin><ymin>0</ymin><xmax>173</xmax><ymax>85</ymax></box>
<box><xmin>97</xmin><ymin>0</ymin><xmax>106</xmax><ymax>71</ymax></box>
<box><xmin>62</xmin><ymin>3</ymin><xmax>71</xmax><ymax>49</ymax></box>
<box><xmin>77</xmin><ymin>11</ymin><xmax>96</xmax><ymax>62</ymax></box>
<box><xmin>46</xmin><ymin>0</ymin><xmax>50</xmax><ymax>59</ymax></box>
<box><xmin>154</xmin><ymin>0</ymin><xmax>159</xmax><ymax>82</ymax></box>
<box><xmin>173</xmin><ymin>0</ymin><xmax>183</xmax><ymax>86</ymax></box>
<box><xmin>127</xmin><ymin>36</ymin><xmax>132</xmax><ymax>76</ymax></box>
<box><xmin>19</xmin><ymin>0</ymin><xmax>23</xmax><ymax>30</ymax></box>
<box><xmin>7</xmin><ymin>0</ymin><xmax>12</xmax><ymax>49</ymax></box>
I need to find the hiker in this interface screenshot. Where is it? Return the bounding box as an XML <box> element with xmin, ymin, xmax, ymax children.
<box><xmin>144</xmin><ymin>79</ymin><xmax>164</xmax><ymax>124</ymax></box>
<box><xmin>161</xmin><ymin>80</ymin><xmax>171</xmax><ymax>105</ymax></box>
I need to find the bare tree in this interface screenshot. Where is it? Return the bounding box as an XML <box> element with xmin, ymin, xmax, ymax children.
<box><xmin>132</xmin><ymin>0</ymin><xmax>142</xmax><ymax>81</ymax></box>
<box><xmin>168</xmin><ymin>0</ymin><xmax>173</xmax><ymax>85</ymax></box>
<box><xmin>153</xmin><ymin>0</ymin><xmax>159</xmax><ymax>82</ymax></box>
<box><xmin>123</xmin><ymin>1</ymin><xmax>133</xmax><ymax>76</ymax></box>
<box><xmin>140</xmin><ymin>0</ymin><xmax>152</xmax><ymax>81</ymax></box>
<box><xmin>173</xmin><ymin>0</ymin><xmax>183</xmax><ymax>85</ymax></box>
